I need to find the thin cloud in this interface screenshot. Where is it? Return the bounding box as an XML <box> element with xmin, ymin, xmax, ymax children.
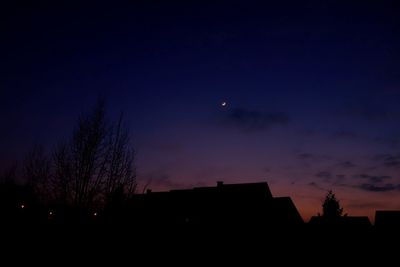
<box><xmin>358</xmin><ymin>183</ymin><xmax>400</xmax><ymax>192</ymax></box>
<box><xmin>354</xmin><ymin>174</ymin><xmax>392</xmax><ymax>184</ymax></box>
<box><xmin>308</xmin><ymin>182</ymin><xmax>326</xmax><ymax>191</ymax></box>
<box><xmin>336</xmin><ymin>175</ymin><xmax>346</xmax><ymax>180</ymax></box>
<box><xmin>337</xmin><ymin>161</ymin><xmax>356</xmax><ymax>168</ymax></box>
<box><xmin>315</xmin><ymin>171</ymin><xmax>333</xmax><ymax>180</ymax></box>
<box><xmin>223</xmin><ymin>108</ymin><xmax>290</xmax><ymax>132</ymax></box>
<box><xmin>373</xmin><ymin>153</ymin><xmax>400</xmax><ymax>168</ymax></box>
<box><xmin>315</xmin><ymin>171</ymin><xmax>347</xmax><ymax>185</ymax></box>
<box><xmin>374</xmin><ymin>136</ymin><xmax>400</xmax><ymax>148</ymax></box>
<box><xmin>337</xmin><ymin>175</ymin><xmax>399</xmax><ymax>192</ymax></box>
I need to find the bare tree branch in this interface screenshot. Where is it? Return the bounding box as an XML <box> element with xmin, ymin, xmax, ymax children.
<box><xmin>51</xmin><ymin>100</ymin><xmax>137</xmax><ymax>213</ymax></box>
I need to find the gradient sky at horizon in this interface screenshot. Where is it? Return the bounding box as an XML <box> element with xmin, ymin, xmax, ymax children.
<box><xmin>1</xmin><ymin>0</ymin><xmax>400</xmax><ymax>221</ymax></box>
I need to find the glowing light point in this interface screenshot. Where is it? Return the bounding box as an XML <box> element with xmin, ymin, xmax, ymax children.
<box><xmin>221</xmin><ymin>101</ymin><xmax>228</xmax><ymax>107</ymax></box>
<box><xmin>20</xmin><ymin>204</ymin><xmax>25</xmax><ymax>209</ymax></box>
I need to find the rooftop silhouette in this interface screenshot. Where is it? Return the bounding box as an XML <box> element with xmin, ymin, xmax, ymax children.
<box><xmin>375</xmin><ymin>211</ymin><xmax>400</xmax><ymax>228</ymax></box>
<box><xmin>309</xmin><ymin>215</ymin><xmax>372</xmax><ymax>228</ymax></box>
<box><xmin>125</xmin><ymin>181</ymin><xmax>304</xmax><ymax>227</ymax></box>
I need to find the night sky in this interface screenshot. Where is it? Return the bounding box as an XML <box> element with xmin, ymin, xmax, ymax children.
<box><xmin>1</xmin><ymin>0</ymin><xmax>400</xmax><ymax>221</ymax></box>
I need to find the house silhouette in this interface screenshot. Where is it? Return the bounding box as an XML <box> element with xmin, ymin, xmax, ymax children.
<box><xmin>126</xmin><ymin>181</ymin><xmax>304</xmax><ymax>227</ymax></box>
<box><xmin>375</xmin><ymin>211</ymin><xmax>400</xmax><ymax>228</ymax></box>
<box><xmin>309</xmin><ymin>215</ymin><xmax>372</xmax><ymax>228</ymax></box>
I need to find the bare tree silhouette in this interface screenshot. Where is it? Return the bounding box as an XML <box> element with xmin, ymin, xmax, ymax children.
<box><xmin>104</xmin><ymin>114</ymin><xmax>137</xmax><ymax>202</ymax></box>
<box><xmin>52</xmin><ymin>100</ymin><xmax>137</xmax><ymax>212</ymax></box>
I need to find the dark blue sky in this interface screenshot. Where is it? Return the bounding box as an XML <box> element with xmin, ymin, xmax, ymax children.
<box><xmin>1</xmin><ymin>0</ymin><xmax>400</xmax><ymax>220</ymax></box>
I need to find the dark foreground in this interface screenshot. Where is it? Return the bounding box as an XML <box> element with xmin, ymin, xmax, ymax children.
<box><xmin>3</xmin><ymin>222</ymin><xmax>399</xmax><ymax>265</ymax></box>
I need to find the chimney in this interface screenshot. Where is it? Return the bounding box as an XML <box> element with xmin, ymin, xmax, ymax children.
<box><xmin>217</xmin><ymin>181</ymin><xmax>224</xmax><ymax>188</ymax></box>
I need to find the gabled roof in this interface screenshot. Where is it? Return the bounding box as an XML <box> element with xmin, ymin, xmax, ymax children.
<box><xmin>170</xmin><ymin>182</ymin><xmax>273</xmax><ymax>199</ymax></box>
<box><xmin>271</xmin><ymin>197</ymin><xmax>304</xmax><ymax>224</ymax></box>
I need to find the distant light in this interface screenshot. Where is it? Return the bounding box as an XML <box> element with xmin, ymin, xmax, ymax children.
<box><xmin>221</xmin><ymin>101</ymin><xmax>228</xmax><ymax>107</ymax></box>
<box><xmin>93</xmin><ymin>212</ymin><xmax>98</xmax><ymax>217</ymax></box>
<box><xmin>49</xmin><ymin>211</ymin><xmax>53</xmax><ymax>216</ymax></box>
<box><xmin>20</xmin><ymin>204</ymin><xmax>25</xmax><ymax>209</ymax></box>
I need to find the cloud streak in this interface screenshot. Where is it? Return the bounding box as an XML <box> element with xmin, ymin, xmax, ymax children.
<box><xmin>308</xmin><ymin>182</ymin><xmax>326</xmax><ymax>191</ymax></box>
<box><xmin>373</xmin><ymin>153</ymin><xmax>400</xmax><ymax>168</ymax></box>
<box><xmin>315</xmin><ymin>171</ymin><xmax>333</xmax><ymax>180</ymax></box>
<box><xmin>223</xmin><ymin>108</ymin><xmax>290</xmax><ymax>132</ymax></box>
<box><xmin>358</xmin><ymin>183</ymin><xmax>400</xmax><ymax>192</ymax></box>
<box><xmin>354</xmin><ymin>174</ymin><xmax>392</xmax><ymax>184</ymax></box>
<box><xmin>337</xmin><ymin>161</ymin><xmax>356</xmax><ymax>168</ymax></box>
<box><xmin>315</xmin><ymin>171</ymin><xmax>346</xmax><ymax>183</ymax></box>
